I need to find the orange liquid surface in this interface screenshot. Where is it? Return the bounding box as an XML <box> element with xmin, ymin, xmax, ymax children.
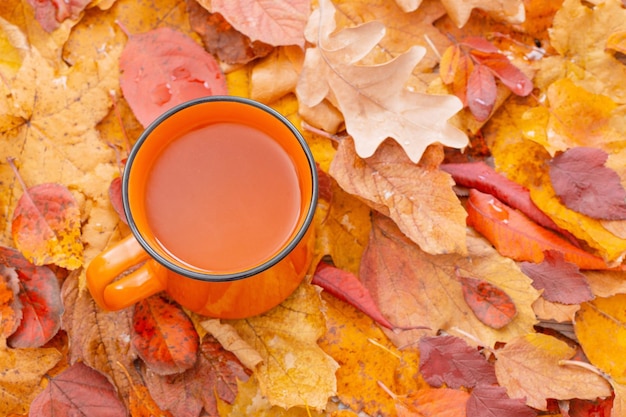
<box><xmin>144</xmin><ymin>123</ymin><xmax>301</xmax><ymax>272</ymax></box>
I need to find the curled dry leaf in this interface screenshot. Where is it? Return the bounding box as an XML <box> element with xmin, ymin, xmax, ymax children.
<box><xmin>119</xmin><ymin>27</ymin><xmax>228</xmax><ymax>127</ymax></box>
<box><xmin>297</xmin><ymin>0</ymin><xmax>466</xmax><ymax>163</ymax></box>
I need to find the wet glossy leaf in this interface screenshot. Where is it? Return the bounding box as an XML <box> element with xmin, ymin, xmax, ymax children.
<box><xmin>132</xmin><ymin>294</ymin><xmax>199</xmax><ymax>375</ymax></box>
<box><xmin>467</xmin><ymin>64</ymin><xmax>497</xmax><ymax>122</ymax></box>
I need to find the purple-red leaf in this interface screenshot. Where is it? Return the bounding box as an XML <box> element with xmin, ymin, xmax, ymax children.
<box><xmin>467</xmin><ymin>385</ymin><xmax>537</xmax><ymax>417</ymax></box>
<box><xmin>520</xmin><ymin>250</ymin><xmax>594</xmax><ymax>305</ymax></box>
<box><xmin>108</xmin><ymin>177</ymin><xmax>128</xmax><ymax>225</ymax></box>
<box><xmin>471</xmin><ymin>52</ymin><xmax>533</xmax><ymax>96</ymax></box>
<box><xmin>27</xmin><ymin>0</ymin><xmax>91</xmax><ymax>32</ymax></box>
<box><xmin>418</xmin><ymin>335</ymin><xmax>497</xmax><ymax>389</ymax></box>
<box><xmin>132</xmin><ymin>294</ymin><xmax>199</xmax><ymax>375</ymax></box>
<box><xmin>455</xmin><ymin>269</ymin><xmax>517</xmax><ymax>329</ymax></box>
<box><xmin>0</xmin><ymin>247</ymin><xmax>62</xmax><ymax>348</ymax></box>
<box><xmin>549</xmin><ymin>147</ymin><xmax>626</xmax><ymax>220</ymax></box>
<box><xmin>467</xmin><ymin>64</ymin><xmax>497</xmax><ymax>122</ymax></box>
<box><xmin>29</xmin><ymin>362</ymin><xmax>127</xmax><ymax>417</ymax></box>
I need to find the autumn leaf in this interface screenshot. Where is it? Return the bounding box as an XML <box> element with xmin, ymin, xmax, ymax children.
<box><xmin>27</xmin><ymin>0</ymin><xmax>91</xmax><ymax>32</ymax></box>
<box><xmin>230</xmin><ymin>284</ymin><xmax>338</xmax><ymax>411</ymax></box>
<box><xmin>206</xmin><ymin>0</ymin><xmax>310</xmax><ymax>48</ymax></box>
<box><xmin>0</xmin><ymin>263</ymin><xmax>21</xmax><ymax>338</ymax></box>
<box><xmin>494</xmin><ymin>333</ymin><xmax>612</xmax><ymax>410</ymax></box>
<box><xmin>296</xmin><ymin>0</ymin><xmax>467</xmax><ymax>163</ymax></box>
<box><xmin>396</xmin><ymin>386</ymin><xmax>470</xmax><ymax>417</ymax></box>
<box><xmin>549</xmin><ymin>147</ymin><xmax>626</xmax><ymax>220</ymax></box>
<box><xmin>466</xmin><ymin>385</ymin><xmax>537</xmax><ymax>417</ymax></box>
<box><xmin>143</xmin><ymin>334</ymin><xmax>250</xmax><ymax>416</ymax></box>
<box><xmin>418</xmin><ymin>335</ymin><xmax>497</xmax><ymax>389</ymax></box>
<box><xmin>330</xmin><ymin>138</ymin><xmax>467</xmax><ymax>256</ymax></box>
<box><xmin>29</xmin><ymin>362</ymin><xmax>127</xmax><ymax>416</ymax></box>
<box><xmin>467</xmin><ymin>63</ymin><xmax>497</xmax><ymax>121</ymax></box>
<box><xmin>455</xmin><ymin>269</ymin><xmax>517</xmax><ymax>329</ymax></box>
<box><xmin>360</xmin><ymin>213</ymin><xmax>539</xmax><ymax>349</ymax></box>
<box><xmin>574</xmin><ymin>294</ymin><xmax>626</xmax><ymax>385</ymax></box>
<box><xmin>0</xmin><ymin>337</ymin><xmax>62</xmax><ymax>415</ymax></box>
<box><xmin>132</xmin><ymin>295</ymin><xmax>199</xmax><ymax>375</ymax></box>
<box><xmin>0</xmin><ymin>246</ymin><xmax>63</xmax><ymax>348</ymax></box>
<box><xmin>440</xmin><ymin>0</ymin><xmax>525</xmax><ymax>28</ymax></box>
<box><xmin>119</xmin><ymin>26</ymin><xmax>228</xmax><ymax>127</ymax></box>
<box><xmin>108</xmin><ymin>176</ymin><xmax>127</xmax><ymax>224</ymax></box>
<box><xmin>520</xmin><ymin>250</ymin><xmax>594</xmax><ymax>305</ymax></box>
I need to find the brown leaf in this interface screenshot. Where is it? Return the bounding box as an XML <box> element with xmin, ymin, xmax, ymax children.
<box><xmin>549</xmin><ymin>147</ymin><xmax>626</xmax><ymax>220</ymax></box>
<box><xmin>455</xmin><ymin>269</ymin><xmax>517</xmax><ymax>329</ymax></box>
<box><xmin>29</xmin><ymin>362</ymin><xmax>127</xmax><ymax>416</ymax></box>
<box><xmin>144</xmin><ymin>334</ymin><xmax>250</xmax><ymax>416</ymax></box>
<box><xmin>132</xmin><ymin>295</ymin><xmax>199</xmax><ymax>375</ymax></box>
<box><xmin>330</xmin><ymin>138</ymin><xmax>467</xmax><ymax>256</ymax></box>
<box><xmin>494</xmin><ymin>333</ymin><xmax>612</xmax><ymax>410</ymax></box>
<box><xmin>297</xmin><ymin>0</ymin><xmax>466</xmax><ymax>163</ymax></box>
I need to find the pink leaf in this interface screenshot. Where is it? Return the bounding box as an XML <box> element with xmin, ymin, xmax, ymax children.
<box><xmin>120</xmin><ymin>27</ymin><xmax>228</xmax><ymax>127</ymax></box>
<box><xmin>26</xmin><ymin>0</ymin><xmax>90</xmax><ymax>32</ymax></box>
<box><xmin>520</xmin><ymin>250</ymin><xmax>594</xmax><ymax>305</ymax></box>
<box><xmin>467</xmin><ymin>64</ymin><xmax>497</xmax><ymax>122</ymax></box>
<box><xmin>418</xmin><ymin>335</ymin><xmax>497</xmax><ymax>389</ymax></box>
<box><xmin>549</xmin><ymin>147</ymin><xmax>626</xmax><ymax>220</ymax></box>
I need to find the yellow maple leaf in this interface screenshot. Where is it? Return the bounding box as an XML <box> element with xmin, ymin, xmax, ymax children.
<box><xmin>296</xmin><ymin>0</ymin><xmax>466</xmax><ymax>163</ymax></box>
<box><xmin>229</xmin><ymin>284</ymin><xmax>338</xmax><ymax>411</ymax></box>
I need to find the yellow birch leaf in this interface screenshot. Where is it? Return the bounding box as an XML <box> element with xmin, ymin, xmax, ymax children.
<box><xmin>0</xmin><ymin>338</ymin><xmax>62</xmax><ymax>415</ymax></box>
<box><xmin>607</xmin><ymin>30</ymin><xmax>626</xmax><ymax>55</ymax></box>
<box><xmin>574</xmin><ymin>294</ymin><xmax>626</xmax><ymax>384</ymax></box>
<box><xmin>229</xmin><ymin>284</ymin><xmax>338</xmax><ymax>411</ymax></box>
<box><xmin>318</xmin><ymin>291</ymin><xmax>426</xmax><ymax>417</ymax></box>
<box><xmin>0</xmin><ymin>17</ymin><xmax>26</xmax><ymax>75</ymax></box>
<box><xmin>494</xmin><ymin>333</ymin><xmax>612</xmax><ymax>410</ymax></box>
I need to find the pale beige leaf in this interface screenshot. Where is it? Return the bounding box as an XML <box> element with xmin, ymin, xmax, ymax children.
<box><xmin>229</xmin><ymin>284</ymin><xmax>338</xmax><ymax>410</ymax></box>
<box><xmin>330</xmin><ymin>138</ymin><xmax>467</xmax><ymax>255</ymax></box>
<box><xmin>440</xmin><ymin>0</ymin><xmax>525</xmax><ymax>27</ymax></box>
<box><xmin>297</xmin><ymin>0</ymin><xmax>466</xmax><ymax>163</ymax></box>
<box><xmin>494</xmin><ymin>333</ymin><xmax>612</xmax><ymax>410</ymax></box>
<box><xmin>200</xmin><ymin>319</ymin><xmax>263</xmax><ymax>370</ymax></box>
<box><xmin>532</xmin><ymin>298</ymin><xmax>579</xmax><ymax>323</ymax></box>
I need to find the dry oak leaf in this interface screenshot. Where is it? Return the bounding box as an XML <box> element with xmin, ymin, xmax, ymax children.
<box><xmin>330</xmin><ymin>138</ymin><xmax>467</xmax><ymax>256</ymax></box>
<box><xmin>0</xmin><ymin>337</ymin><xmax>62</xmax><ymax>415</ymax></box>
<box><xmin>493</xmin><ymin>333</ymin><xmax>612</xmax><ymax>410</ymax></box>
<box><xmin>440</xmin><ymin>0</ymin><xmax>524</xmax><ymax>27</ymax></box>
<box><xmin>360</xmin><ymin>214</ymin><xmax>538</xmax><ymax>350</ymax></box>
<box><xmin>296</xmin><ymin>0</ymin><xmax>467</xmax><ymax>164</ymax></box>
<box><xmin>574</xmin><ymin>294</ymin><xmax>626</xmax><ymax>385</ymax></box>
<box><xmin>206</xmin><ymin>0</ymin><xmax>309</xmax><ymax>48</ymax></box>
<box><xmin>229</xmin><ymin>283</ymin><xmax>338</xmax><ymax>411</ymax></box>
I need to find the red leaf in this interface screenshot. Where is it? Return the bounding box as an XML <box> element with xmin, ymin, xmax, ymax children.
<box><xmin>455</xmin><ymin>268</ymin><xmax>517</xmax><ymax>329</ymax></box>
<box><xmin>29</xmin><ymin>362</ymin><xmax>127</xmax><ymax>417</ymax></box>
<box><xmin>566</xmin><ymin>397</ymin><xmax>614</xmax><ymax>417</ymax></box>
<box><xmin>145</xmin><ymin>334</ymin><xmax>250</xmax><ymax>416</ymax></box>
<box><xmin>108</xmin><ymin>176</ymin><xmax>128</xmax><ymax>224</ymax></box>
<box><xmin>460</xmin><ymin>36</ymin><xmax>499</xmax><ymax>53</ymax></box>
<box><xmin>441</xmin><ymin>162</ymin><xmax>580</xmax><ymax>246</ymax></box>
<box><xmin>132</xmin><ymin>295</ymin><xmax>199</xmax><ymax>375</ymax></box>
<box><xmin>418</xmin><ymin>335</ymin><xmax>497</xmax><ymax>389</ymax></box>
<box><xmin>471</xmin><ymin>51</ymin><xmax>533</xmax><ymax>96</ymax></box>
<box><xmin>466</xmin><ymin>189</ymin><xmax>613</xmax><ymax>270</ymax></box>
<box><xmin>520</xmin><ymin>250</ymin><xmax>594</xmax><ymax>305</ymax></box>
<box><xmin>26</xmin><ymin>0</ymin><xmax>90</xmax><ymax>32</ymax></box>
<box><xmin>467</xmin><ymin>64</ymin><xmax>497</xmax><ymax>122</ymax></box>
<box><xmin>0</xmin><ymin>247</ymin><xmax>62</xmax><ymax>348</ymax></box>
<box><xmin>549</xmin><ymin>147</ymin><xmax>626</xmax><ymax>220</ymax></box>
<box><xmin>119</xmin><ymin>27</ymin><xmax>228</xmax><ymax>127</ymax></box>
<box><xmin>313</xmin><ymin>262</ymin><xmax>422</xmax><ymax>331</ymax></box>
<box><xmin>467</xmin><ymin>385</ymin><xmax>537</xmax><ymax>417</ymax></box>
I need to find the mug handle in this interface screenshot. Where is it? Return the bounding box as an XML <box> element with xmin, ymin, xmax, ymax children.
<box><xmin>86</xmin><ymin>234</ymin><xmax>168</xmax><ymax>310</ymax></box>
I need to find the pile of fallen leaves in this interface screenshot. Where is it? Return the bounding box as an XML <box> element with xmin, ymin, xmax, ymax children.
<box><xmin>2</xmin><ymin>0</ymin><xmax>626</xmax><ymax>415</ymax></box>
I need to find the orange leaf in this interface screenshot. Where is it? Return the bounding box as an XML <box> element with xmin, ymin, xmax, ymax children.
<box><xmin>398</xmin><ymin>387</ymin><xmax>469</xmax><ymax>417</ymax></box>
<box><xmin>440</xmin><ymin>45</ymin><xmax>461</xmax><ymax>85</ymax></box>
<box><xmin>466</xmin><ymin>64</ymin><xmax>497</xmax><ymax>122</ymax></box>
<box><xmin>9</xmin><ymin>159</ymin><xmax>83</xmax><ymax>270</ymax></box>
<box><xmin>607</xmin><ymin>30</ymin><xmax>626</xmax><ymax>55</ymax></box>
<box><xmin>0</xmin><ymin>263</ymin><xmax>21</xmax><ymax>339</ymax></box>
<box><xmin>455</xmin><ymin>268</ymin><xmax>517</xmax><ymax>329</ymax></box>
<box><xmin>131</xmin><ymin>295</ymin><xmax>199</xmax><ymax>375</ymax></box>
<box><xmin>466</xmin><ymin>189</ymin><xmax>613</xmax><ymax>270</ymax></box>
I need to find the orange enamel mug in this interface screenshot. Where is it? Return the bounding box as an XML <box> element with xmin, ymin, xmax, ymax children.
<box><xmin>86</xmin><ymin>96</ymin><xmax>317</xmax><ymax>319</ymax></box>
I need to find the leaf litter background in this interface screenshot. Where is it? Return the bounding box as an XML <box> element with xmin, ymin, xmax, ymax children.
<box><xmin>2</xmin><ymin>0</ymin><xmax>626</xmax><ymax>416</ymax></box>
